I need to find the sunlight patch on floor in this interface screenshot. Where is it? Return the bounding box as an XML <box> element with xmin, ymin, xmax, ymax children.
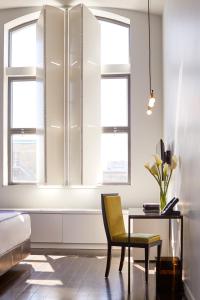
<box><xmin>26</xmin><ymin>279</ymin><xmax>63</xmax><ymax>286</ymax></box>
<box><xmin>125</xmin><ymin>257</ymin><xmax>134</xmax><ymax>263</ymax></box>
<box><xmin>47</xmin><ymin>255</ymin><xmax>66</xmax><ymax>260</ymax></box>
<box><xmin>20</xmin><ymin>261</ymin><xmax>55</xmax><ymax>272</ymax></box>
<box><xmin>24</xmin><ymin>255</ymin><xmax>47</xmax><ymax>261</ymax></box>
<box><xmin>134</xmin><ymin>263</ymin><xmax>156</xmax><ymax>275</ymax></box>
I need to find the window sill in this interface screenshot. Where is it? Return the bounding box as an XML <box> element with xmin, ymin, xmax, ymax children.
<box><xmin>3</xmin><ymin>183</ymin><xmax>132</xmax><ymax>189</ymax></box>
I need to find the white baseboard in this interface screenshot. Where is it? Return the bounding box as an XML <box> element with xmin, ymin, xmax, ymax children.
<box><xmin>184</xmin><ymin>281</ymin><xmax>195</xmax><ymax>300</ymax></box>
<box><xmin>30</xmin><ymin>243</ymin><xmax>160</xmax><ymax>260</ymax></box>
<box><xmin>31</xmin><ymin>243</ymin><xmax>107</xmax><ymax>250</ymax></box>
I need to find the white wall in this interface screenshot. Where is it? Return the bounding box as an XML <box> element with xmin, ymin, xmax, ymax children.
<box><xmin>163</xmin><ymin>0</ymin><xmax>200</xmax><ymax>299</ymax></box>
<box><xmin>0</xmin><ymin>7</ymin><xmax>163</xmax><ymax>209</ymax></box>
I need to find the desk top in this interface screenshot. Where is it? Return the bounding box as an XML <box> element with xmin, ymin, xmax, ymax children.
<box><xmin>129</xmin><ymin>208</ymin><xmax>183</xmax><ymax>219</ymax></box>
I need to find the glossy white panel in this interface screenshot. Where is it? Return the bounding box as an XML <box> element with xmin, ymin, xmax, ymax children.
<box><xmin>36</xmin><ymin>10</ymin><xmax>45</xmax><ymax>183</ymax></box>
<box><xmin>30</xmin><ymin>213</ymin><xmax>62</xmax><ymax>242</ymax></box>
<box><xmin>62</xmin><ymin>211</ymin><xmax>127</xmax><ymax>244</ymax></box>
<box><xmin>82</xmin><ymin>5</ymin><xmax>101</xmax><ymax>185</ymax></box>
<box><xmin>64</xmin><ymin>10</ymin><xmax>69</xmax><ymax>184</ymax></box>
<box><xmin>68</xmin><ymin>5</ymin><xmax>82</xmax><ymax>185</ymax></box>
<box><xmin>163</xmin><ymin>0</ymin><xmax>200</xmax><ymax>298</ymax></box>
<box><xmin>68</xmin><ymin>4</ymin><xmax>101</xmax><ymax>185</ymax></box>
<box><xmin>44</xmin><ymin>6</ymin><xmax>65</xmax><ymax>184</ymax></box>
<box><xmin>63</xmin><ymin>214</ymin><xmax>106</xmax><ymax>243</ymax></box>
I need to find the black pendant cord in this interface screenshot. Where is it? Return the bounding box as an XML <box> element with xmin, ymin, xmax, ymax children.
<box><xmin>148</xmin><ymin>0</ymin><xmax>152</xmax><ymax>94</ymax></box>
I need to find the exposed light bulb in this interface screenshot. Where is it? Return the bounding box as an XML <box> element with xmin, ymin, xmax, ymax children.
<box><xmin>146</xmin><ymin>107</ymin><xmax>152</xmax><ymax>116</ymax></box>
<box><xmin>148</xmin><ymin>97</ymin><xmax>155</xmax><ymax>108</ymax></box>
<box><xmin>148</xmin><ymin>90</ymin><xmax>156</xmax><ymax>108</ymax></box>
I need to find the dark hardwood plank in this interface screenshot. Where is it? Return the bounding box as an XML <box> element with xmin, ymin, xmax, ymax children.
<box><xmin>0</xmin><ymin>254</ymin><xmax>186</xmax><ymax>300</ymax></box>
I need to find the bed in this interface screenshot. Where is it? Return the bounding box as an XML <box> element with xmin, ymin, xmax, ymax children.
<box><xmin>0</xmin><ymin>211</ymin><xmax>31</xmax><ymax>276</ymax></box>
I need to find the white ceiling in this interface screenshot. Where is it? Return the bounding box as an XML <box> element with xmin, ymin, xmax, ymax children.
<box><xmin>0</xmin><ymin>0</ymin><xmax>164</xmax><ymax>15</ymax></box>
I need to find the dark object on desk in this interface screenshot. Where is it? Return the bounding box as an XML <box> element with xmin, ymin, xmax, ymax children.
<box><xmin>143</xmin><ymin>203</ymin><xmax>160</xmax><ymax>210</ymax></box>
<box><xmin>143</xmin><ymin>203</ymin><xmax>160</xmax><ymax>214</ymax></box>
<box><xmin>157</xmin><ymin>139</ymin><xmax>171</xmax><ymax>164</ymax></box>
<box><xmin>143</xmin><ymin>209</ymin><xmax>160</xmax><ymax>215</ymax></box>
<box><xmin>156</xmin><ymin>139</ymin><xmax>171</xmax><ymax>180</ymax></box>
<box><xmin>156</xmin><ymin>257</ymin><xmax>183</xmax><ymax>293</ymax></box>
<box><xmin>161</xmin><ymin>197</ymin><xmax>179</xmax><ymax>215</ymax></box>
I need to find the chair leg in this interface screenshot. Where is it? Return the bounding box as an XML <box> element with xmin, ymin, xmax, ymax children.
<box><xmin>145</xmin><ymin>246</ymin><xmax>149</xmax><ymax>284</ymax></box>
<box><xmin>105</xmin><ymin>245</ymin><xmax>112</xmax><ymax>277</ymax></box>
<box><xmin>119</xmin><ymin>246</ymin><xmax>126</xmax><ymax>272</ymax></box>
<box><xmin>156</xmin><ymin>242</ymin><xmax>162</xmax><ymax>284</ymax></box>
<box><xmin>157</xmin><ymin>242</ymin><xmax>162</xmax><ymax>261</ymax></box>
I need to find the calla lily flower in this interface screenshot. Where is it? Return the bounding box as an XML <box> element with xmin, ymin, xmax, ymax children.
<box><xmin>170</xmin><ymin>155</ymin><xmax>177</xmax><ymax>170</ymax></box>
<box><xmin>144</xmin><ymin>163</ymin><xmax>151</xmax><ymax>171</ymax></box>
<box><xmin>144</xmin><ymin>153</ymin><xmax>178</xmax><ymax>211</ymax></box>
<box><xmin>150</xmin><ymin>163</ymin><xmax>159</xmax><ymax>176</ymax></box>
<box><xmin>153</xmin><ymin>154</ymin><xmax>162</xmax><ymax>166</ymax></box>
<box><xmin>163</xmin><ymin>163</ymin><xmax>169</xmax><ymax>178</ymax></box>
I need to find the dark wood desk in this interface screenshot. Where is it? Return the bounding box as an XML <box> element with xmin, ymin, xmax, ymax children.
<box><xmin>128</xmin><ymin>208</ymin><xmax>183</xmax><ymax>294</ymax></box>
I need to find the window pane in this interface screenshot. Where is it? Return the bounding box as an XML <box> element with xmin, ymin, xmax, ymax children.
<box><xmin>101</xmin><ymin>77</ymin><xmax>128</xmax><ymax>127</ymax></box>
<box><xmin>100</xmin><ymin>20</ymin><xmax>129</xmax><ymax>65</ymax></box>
<box><xmin>11</xmin><ymin>80</ymin><xmax>36</xmax><ymax>128</ymax></box>
<box><xmin>10</xmin><ymin>22</ymin><xmax>36</xmax><ymax>67</ymax></box>
<box><xmin>101</xmin><ymin>133</ymin><xmax>128</xmax><ymax>183</ymax></box>
<box><xmin>11</xmin><ymin>134</ymin><xmax>36</xmax><ymax>183</ymax></box>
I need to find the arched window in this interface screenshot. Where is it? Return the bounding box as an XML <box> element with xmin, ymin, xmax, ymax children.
<box><xmin>98</xmin><ymin>17</ymin><xmax>131</xmax><ymax>184</ymax></box>
<box><xmin>4</xmin><ymin>8</ymin><xmax>130</xmax><ymax>186</ymax></box>
<box><xmin>5</xmin><ymin>15</ymin><xmax>38</xmax><ymax>184</ymax></box>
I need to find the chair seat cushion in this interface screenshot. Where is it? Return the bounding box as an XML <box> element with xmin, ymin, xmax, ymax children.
<box><xmin>112</xmin><ymin>233</ymin><xmax>160</xmax><ymax>244</ymax></box>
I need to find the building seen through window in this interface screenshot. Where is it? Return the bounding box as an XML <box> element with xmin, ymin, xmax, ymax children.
<box><xmin>8</xmin><ymin>22</ymin><xmax>37</xmax><ymax>183</ymax></box>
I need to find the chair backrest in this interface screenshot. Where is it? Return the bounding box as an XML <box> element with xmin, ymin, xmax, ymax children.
<box><xmin>101</xmin><ymin>194</ymin><xmax>125</xmax><ymax>242</ymax></box>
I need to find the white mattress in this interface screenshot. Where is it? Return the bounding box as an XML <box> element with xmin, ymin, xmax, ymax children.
<box><xmin>0</xmin><ymin>211</ymin><xmax>31</xmax><ymax>256</ymax></box>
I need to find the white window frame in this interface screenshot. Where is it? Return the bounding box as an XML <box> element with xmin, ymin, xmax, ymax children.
<box><xmin>8</xmin><ymin>76</ymin><xmax>37</xmax><ymax>184</ymax></box>
<box><xmin>97</xmin><ymin>16</ymin><xmax>131</xmax><ymax>185</ymax></box>
<box><xmin>4</xmin><ymin>13</ymin><xmax>39</xmax><ymax>185</ymax></box>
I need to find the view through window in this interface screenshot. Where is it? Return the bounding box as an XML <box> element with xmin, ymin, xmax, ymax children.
<box><xmin>8</xmin><ymin>22</ymin><xmax>37</xmax><ymax>183</ymax></box>
<box><xmin>99</xmin><ymin>19</ymin><xmax>130</xmax><ymax>184</ymax></box>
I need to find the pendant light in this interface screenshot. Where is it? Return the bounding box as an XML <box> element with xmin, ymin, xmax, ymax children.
<box><xmin>146</xmin><ymin>0</ymin><xmax>156</xmax><ymax>116</ymax></box>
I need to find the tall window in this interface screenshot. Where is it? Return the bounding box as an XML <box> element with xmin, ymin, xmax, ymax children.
<box><xmin>99</xmin><ymin>19</ymin><xmax>130</xmax><ymax>184</ymax></box>
<box><xmin>7</xmin><ymin>21</ymin><xmax>37</xmax><ymax>183</ymax></box>
<box><xmin>5</xmin><ymin>11</ymin><xmax>130</xmax><ymax>186</ymax></box>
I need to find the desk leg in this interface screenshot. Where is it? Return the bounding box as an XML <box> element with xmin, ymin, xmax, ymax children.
<box><xmin>180</xmin><ymin>216</ymin><xmax>183</xmax><ymax>283</ymax></box>
<box><xmin>128</xmin><ymin>217</ymin><xmax>130</xmax><ymax>294</ymax></box>
<box><xmin>169</xmin><ymin>219</ymin><xmax>172</xmax><ymax>256</ymax></box>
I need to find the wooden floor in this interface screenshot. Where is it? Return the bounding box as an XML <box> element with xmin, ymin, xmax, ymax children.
<box><xmin>0</xmin><ymin>254</ymin><xmax>187</xmax><ymax>300</ymax></box>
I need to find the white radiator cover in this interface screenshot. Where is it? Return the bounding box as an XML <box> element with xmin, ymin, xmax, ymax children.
<box><xmin>28</xmin><ymin>209</ymin><xmax>169</xmax><ymax>259</ymax></box>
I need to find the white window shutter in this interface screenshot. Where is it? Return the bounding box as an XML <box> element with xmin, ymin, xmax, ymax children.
<box><xmin>36</xmin><ymin>8</ymin><xmax>45</xmax><ymax>184</ymax></box>
<box><xmin>36</xmin><ymin>5</ymin><xmax>65</xmax><ymax>185</ymax></box>
<box><xmin>68</xmin><ymin>4</ymin><xmax>101</xmax><ymax>185</ymax></box>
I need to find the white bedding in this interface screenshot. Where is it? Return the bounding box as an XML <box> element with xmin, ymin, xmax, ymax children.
<box><xmin>0</xmin><ymin>211</ymin><xmax>31</xmax><ymax>256</ymax></box>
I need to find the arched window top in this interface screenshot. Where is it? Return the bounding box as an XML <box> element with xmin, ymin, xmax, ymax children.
<box><xmin>91</xmin><ymin>9</ymin><xmax>130</xmax><ymax>25</ymax></box>
<box><xmin>91</xmin><ymin>9</ymin><xmax>130</xmax><ymax>68</ymax></box>
<box><xmin>99</xmin><ymin>19</ymin><xmax>130</xmax><ymax>65</ymax></box>
<box><xmin>9</xmin><ymin>21</ymin><xmax>36</xmax><ymax>67</ymax></box>
<box><xmin>4</xmin><ymin>11</ymin><xmax>40</xmax><ymax>68</ymax></box>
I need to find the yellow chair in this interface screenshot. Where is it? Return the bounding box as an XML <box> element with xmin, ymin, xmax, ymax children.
<box><xmin>101</xmin><ymin>194</ymin><xmax>162</xmax><ymax>283</ymax></box>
